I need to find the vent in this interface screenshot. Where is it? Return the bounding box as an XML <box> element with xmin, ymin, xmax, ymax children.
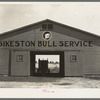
<box><xmin>41</xmin><ymin>24</ymin><xmax>53</xmax><ymax>30</ymax></box>
<box><xmin>42</xmin><ymin>24</ymin><xmax>47</xmax><ymax>30</ymax></box>
<box><xmin>48</xmin><ymin>24</ymin><xmax>53</xmax><ymax>30</ymax></box>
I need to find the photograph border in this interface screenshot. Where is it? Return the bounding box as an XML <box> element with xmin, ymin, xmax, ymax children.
<box><xmin>0</xmin><ymin>0</ymin><xmax>100</xmax><ymax>99</ymax></box>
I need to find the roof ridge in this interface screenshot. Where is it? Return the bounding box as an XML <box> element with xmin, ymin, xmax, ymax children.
<box><xmin>0</xmin><ymin>19</ymin><xmax>100</xmax><ymax>38</ymax></box>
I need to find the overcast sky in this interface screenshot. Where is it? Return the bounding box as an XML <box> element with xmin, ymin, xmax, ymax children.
<box><xmin>36</xmin><ymin>55</ymin><xmax>59</xmax><ymax>63</ymax></box>
<box><xmin>0</xmin><ymin>2</ymin><xmax>100</xmax><ymax>36</ymax></box>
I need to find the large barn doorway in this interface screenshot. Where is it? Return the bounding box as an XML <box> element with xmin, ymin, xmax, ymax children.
<box><xmin>30</xmin><ymin>51</ymin><xmax>64</xmax><ymax>77</ymax></box>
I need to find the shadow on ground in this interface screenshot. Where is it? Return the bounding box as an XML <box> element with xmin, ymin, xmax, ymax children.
<box><xmin>54</xmin><ymin>82</ymin><xmax>72</xmax><ymax>85</ymax></box>
<box><xmin>0</xmin><ymin>76</ymin><xmax>63</xmax><ymax>83</ymax></box>
<box><xmin>86</xmin><ymin>77</ymin><xmax>100</xmax><ymax>80</ymax></box>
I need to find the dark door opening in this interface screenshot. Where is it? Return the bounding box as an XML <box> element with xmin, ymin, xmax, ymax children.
<box><xmin>30</xmin><ymin>51</ymin><xmax>64</xmax><ymax>77</ymax></box>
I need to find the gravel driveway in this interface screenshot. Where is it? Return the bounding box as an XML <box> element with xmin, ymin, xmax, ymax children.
<box><xmin>0</xmin><ymin>76</ymin><xmax>100</xmax><ymax>88</ymax></box>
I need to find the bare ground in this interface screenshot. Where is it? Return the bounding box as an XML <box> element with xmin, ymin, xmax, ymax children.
<box><xmin>0</xmin><ymin>76</ymin><xmax>100</xmax><ymax>88</ymax></box>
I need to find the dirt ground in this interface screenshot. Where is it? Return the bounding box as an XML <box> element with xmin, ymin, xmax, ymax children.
<box><xmin>0</xmin><ymin>76</ymin><xmax>100</xmax><ymax>88</ymax></box>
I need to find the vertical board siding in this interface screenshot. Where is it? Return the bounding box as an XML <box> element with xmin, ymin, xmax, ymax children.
<box><xmin>0</xmin><ymin>49</ymin><xmax>9</xmax><ymax>75</ymax></box>
<box><xmin>64</xmin><ymin>51</ymin><xmax>83</xmax><ymax>76</ymax></box>
<box><xmin>11</xmin><ymin>51</ymin><xmax>30</xmax><ymax>76</ymax></box>
<box><xmin>83</xmin><ymin>51</ymin><xmax>100</xmax><ymax>74</ymax></box>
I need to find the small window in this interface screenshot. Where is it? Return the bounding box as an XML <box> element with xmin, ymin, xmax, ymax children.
<box><xmin>70</xmin><ymin>55</ymin><xmax>77</xmax><ymax>62</ymax></box>
<box><xmin>48</xmin><ymin>24</ymin><xmax>53</xmax><ymax>30</ymax></box>
<box><xmin>41</xmin><ymin>24</ymin><xmax>53</xmax><ymax>30</ymax></box>
<box><xmin>16</xmin><ymin>55</ymin><xmax>23</xmax><ymax>62</ymax></box>
<box><xmin>42</xmin><ymin>24</ymin><xmax>47</xmax><ymax>30</ymax></box>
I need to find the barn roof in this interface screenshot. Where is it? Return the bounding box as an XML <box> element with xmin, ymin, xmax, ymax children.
<box><xmin>0</xmin><ymin>19</ymin><xmax>100</xmax><ymax>40</ymax></box>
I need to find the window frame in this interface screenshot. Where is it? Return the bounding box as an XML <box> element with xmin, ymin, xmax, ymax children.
<box><xmin>70</xmin><ymin>55</ymin><xmax>77</xmax><ymax>62</ymax></box>
<box><xmin>41</xmin><ymin>24</ymin><xmax>48</xmax><ymax>30</ymax></box>
<box><xmin>41</xmin><ymin>24</ymin><xmax>53</xmax><ymax>30</ymax></box>
<box><xmin>48</xmin><ymin>24</ymin><xmax>53</xmax><ymax>30</ymax></box>
<box><xmin>16</xmin><ymin>55</ymin><xmax>23</xmax><ymax>62</ymax></box>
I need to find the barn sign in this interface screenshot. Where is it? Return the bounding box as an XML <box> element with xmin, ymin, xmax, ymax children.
<box><xmin>0</xmin><ymin>40</ymin><xmax>93</xmax><ymax>47</ymax></box>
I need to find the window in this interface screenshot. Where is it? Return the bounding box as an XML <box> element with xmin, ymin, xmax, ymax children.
<box><xmin>42</xmin><ymin>24</ymin><xmax>47</xmax><ymax>30</ymax></box>
<box><xmin>41</xmin><ymin>24</ymin><xmax>53</xmax><ymax>30</ymax></box>
<box><xmin>16</xmin><ymin>55</ymin><xmax>23</xmax><ymax>62</ymax></box>
<box><xmin>70</xmin><ymin>55</ymin><xmax>77</xmax><ymax>62</ymax></box>
<box><xmin>48</xmin><ymin>24</ymin><xmax>53</xmax><ymax>30</ymax></box>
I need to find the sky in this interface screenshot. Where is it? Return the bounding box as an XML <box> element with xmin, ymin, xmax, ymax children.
<box><xmin>36</xmin><ymin>55</ymin><xmax>59</xmax><ymax>63</ymax></box>
<box><xmin>0</xmin><ymin>2</ymin><xmax>100</xmax><ymax>36</ymax></box>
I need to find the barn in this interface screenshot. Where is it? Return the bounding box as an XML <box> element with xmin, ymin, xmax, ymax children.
<box><xmin>0</xmin><ymin>19</ymin><xmax>100</xmax><ymax>77</ymax></box>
